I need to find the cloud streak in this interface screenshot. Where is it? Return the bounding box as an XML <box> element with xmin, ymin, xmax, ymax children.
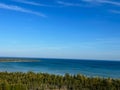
<box><xmin>13</xmin><ymin>0</ymin><xmax>52</xmax><ymax>7</ymax></box>
<box><xmin>100</xmin><ymin>0</ymin><xmax>120</xmax><ymax>6</ymax></box>
<box><xmin>0</xmin><ymin>3</ymin><xmax>46</xmax><ymax>17</ymax></box>
<box><xmin>82</xmin><ymin>0</ymin><xmax>120</xmax><ymax>14</ymax></box>
<box><xmin>56</xmin><ymin>1</ymin><xmax>82</xmax><ymax>7</ymax></box>
<box><xmin>110</xmin><ymin>10</ymin><xmax>120</xmax><ymax>14</ymax></box>
<box><xmin>83</xmin><ymin>0</ymin><xmax>120</xmax><ymax>6</ymax></box>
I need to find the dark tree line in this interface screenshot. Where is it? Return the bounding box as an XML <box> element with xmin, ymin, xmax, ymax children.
<box><xmin>0</xmin><ymin>72</ymin><xmax>119</xmax><ymax>90</ymax></box>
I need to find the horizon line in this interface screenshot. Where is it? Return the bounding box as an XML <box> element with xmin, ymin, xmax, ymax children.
<box><xmin>0</xmin><ymin>56</ymin><xmax>120</xmax><ymax>62</ymax></box>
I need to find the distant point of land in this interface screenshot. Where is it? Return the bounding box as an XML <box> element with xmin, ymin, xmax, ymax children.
<box><xmin>0</xmin><ymin>58</ymin><xmax>40</xmax><ymax>62</ymax></box>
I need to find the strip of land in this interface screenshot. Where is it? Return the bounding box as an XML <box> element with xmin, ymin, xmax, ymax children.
<box><xmin>0</xmin><ymin>58</ymin><xmax>40</xmax><ymax>62</ymax></box>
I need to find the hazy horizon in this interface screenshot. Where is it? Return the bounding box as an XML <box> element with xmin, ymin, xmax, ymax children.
<box><xmin>0</xmin><ymin>0</ymin><xmax>120</xmax><ymax>60</ymax></box>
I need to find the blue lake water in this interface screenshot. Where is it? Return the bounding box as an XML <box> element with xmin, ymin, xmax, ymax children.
<box><xmin>0</xmin><ymin>58</ymin><xmax>120</xmax><ymax>78</ymax></box>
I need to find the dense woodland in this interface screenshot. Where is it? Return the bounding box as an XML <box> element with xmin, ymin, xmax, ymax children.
<box><xmin>0</xmin><ymin>72</ymin><xmax>119</xmax><ymax>90</ymax></box>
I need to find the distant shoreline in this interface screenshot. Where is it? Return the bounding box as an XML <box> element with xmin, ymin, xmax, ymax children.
<box><xmin>0</xmin><ymin>58</ymin><xmax>40</xmax><ymax>62</ymax></box>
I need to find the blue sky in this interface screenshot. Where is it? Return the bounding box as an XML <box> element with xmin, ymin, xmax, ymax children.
<box><xmin>0</xmin><ymin>0</ymin><xmax>120</xmax><ymax>60</ymax></box>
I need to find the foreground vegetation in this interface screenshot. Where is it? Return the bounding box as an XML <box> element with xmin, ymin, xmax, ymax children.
<box><xmin>0</xmin><ymin>72</ymin><xmax>119</xmax><ymax>90</ymax></box>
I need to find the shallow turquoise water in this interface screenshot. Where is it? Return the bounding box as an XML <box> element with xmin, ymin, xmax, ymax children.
<box><xmin>0</xmin><ymin>58</ymin><xmax>120</xmax><ymax>78</ymax></box>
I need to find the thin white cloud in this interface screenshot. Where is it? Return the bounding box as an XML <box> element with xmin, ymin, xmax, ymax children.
<box><xmin>83</xmin><ymin>0</ymin><xmax>120</xmax><ymax>6</ymax></box>
<box><xmin>100</xmin><ymin>0</ymin><xmax>120</xmax><ymax>6</ymax></box>
<box><xmin>13</xmin><ymin>0</ymin><xmax>52</xmax><ymax>7</ymax></box>
<box><xmin>0</xmin><ymin>3</ymin><xmax>46</xmax><ymax>17</ymax></box>
<box><xmin>110</xmin><ymin>10</ymin><xmax>120</xmax><ymax>14</ymax></box>
<box><xmin>56</xmin><ymin>1</ymin><xmax>82</xmax><ymax>7</ymax></box>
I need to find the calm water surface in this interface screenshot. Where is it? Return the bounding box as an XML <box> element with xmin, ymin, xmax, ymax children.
<box><xmin>0</xmin><ymin>58</ymin><xmax>120</xmax><ymax>78</ymax></box>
